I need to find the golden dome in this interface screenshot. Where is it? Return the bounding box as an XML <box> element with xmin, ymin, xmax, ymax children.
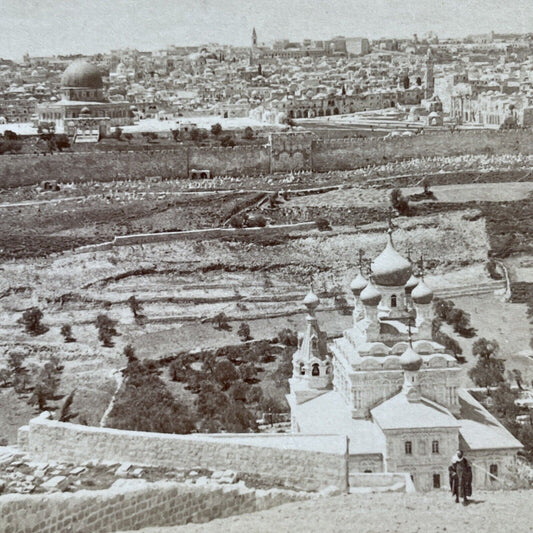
<box><xmin>371</xmin><ymin>233</ymin><xmax>412</xmax><ymax>287</ymax></box>
<box><xmin>61</xmin><ymin>61</ymin><xmax>103</xmax><ymax>89</ymax></box>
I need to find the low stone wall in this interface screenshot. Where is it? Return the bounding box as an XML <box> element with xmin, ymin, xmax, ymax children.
<box><xmin>20</xmin><ymin>416</ymin><xmax>348</xmax><ymax>492</ymax></box>
<box><xmin>0</xmin><ymin>478</ymin><xmax>309</xmax><ymax>533</ymax></box>
<box><xmin>76</xmin><ymin>222</ymin><xmax>316</xmax><ymax>253</ymax></box>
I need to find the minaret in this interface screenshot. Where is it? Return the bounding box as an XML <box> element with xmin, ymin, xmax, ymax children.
<box><xmin>251</xmin><ymin>27</ymin><xmax>257</xmax><ymax>48</ymax></box>
<box><xmin>400</xmin><ymin>321</ymin><xmax>423</xmax><ymax>402</ymax></box>
<box><xmin>289</xmin><ymin>289</ymin><xmax>331</xmax><ymax>404</ymax></box>
<box><xmin>424</xmin><ymin>49</ymin><xmax>434</xmax><ymax>99</ymax></box>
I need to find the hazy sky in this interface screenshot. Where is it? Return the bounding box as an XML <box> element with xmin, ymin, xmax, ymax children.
<box><xmin>1</xmin><ymin>0</ymin><xmax>532</xmax><ymax>60</ymax></box>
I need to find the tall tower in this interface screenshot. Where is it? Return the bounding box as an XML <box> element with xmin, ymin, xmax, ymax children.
<box><xmin>424</xmin><ymin>49</ymin><xmax>435</xmax><ymax>99</ymax></box>
<box><xmin>252</xmin><ymin>27</ymin><xmax>257</xmax><ymax>48</ymax></box>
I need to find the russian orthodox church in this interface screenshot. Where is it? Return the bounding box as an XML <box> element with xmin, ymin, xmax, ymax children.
<box><xmin>287</xmin><ymin>225</ymin><xmax>522</xmax><ymax>491</ymax></box>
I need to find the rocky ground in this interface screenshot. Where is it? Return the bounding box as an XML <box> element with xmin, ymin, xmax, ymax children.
<box><xmin>122</xmin><ymin>489</ymin><xmax>533</xmax><ymax>533</ymax></box>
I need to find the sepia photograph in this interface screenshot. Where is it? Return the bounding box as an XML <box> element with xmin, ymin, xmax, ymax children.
<box><xmin>0</xmin><ymin>1</ymin><xmax>532</xmax><ymax>531</ymax></box>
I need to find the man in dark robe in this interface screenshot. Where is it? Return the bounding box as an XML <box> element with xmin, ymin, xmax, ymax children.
<box><xmin>449</xmin><ymin>450</ymin><xmax>472</xmax><ymax>505</ymax></box>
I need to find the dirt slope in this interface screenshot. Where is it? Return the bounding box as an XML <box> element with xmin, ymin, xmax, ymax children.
<box><xmin>120</xmin><ymin>489</ymin><xmax>533</xmax><ymax>533</ymax></box>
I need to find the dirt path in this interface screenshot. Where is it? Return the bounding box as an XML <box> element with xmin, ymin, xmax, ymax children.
<box><xmin>119</xmin><ymin>489</ymin><xmax>533</xmax><ymax>533</ymax></box>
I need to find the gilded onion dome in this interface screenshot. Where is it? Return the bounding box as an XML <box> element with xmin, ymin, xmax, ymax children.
<box><xmin>350</xmin><ymin>271</ymin><xmax>368</xmax><ymax>296</ymax></box>
<box><xmin>400</xmin><ymin>344</ymin><xmax>423</xmax><ymax>371</ymax></box>
<box><xmin>371</xmin><ymin>232</ymin><xmax>412</xmax><ymax>287</ymax></box>
<box><xmin>411</xmin><ymin>278</ymin><xmax>434</xmax><ymax>305</ymax></box>
<box><xmin>360</xmin><ymin>280</ymin><xmax>381</xmax><ymax>307</ymax></box>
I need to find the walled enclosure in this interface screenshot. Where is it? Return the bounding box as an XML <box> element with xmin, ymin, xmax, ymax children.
<box><xmin>1</xmin><ymin>130</ymin><xmax>531</xmax><ymax>188</ymax></box>
<box><xmin>0</xmin><ymin>479</ymin><xmax>309</xmax><ymax>533</ymax></box>
<box><xmin>19</xmin><ymin>415</ymin><xmax>348</xmax><ymax>492</ymax></box>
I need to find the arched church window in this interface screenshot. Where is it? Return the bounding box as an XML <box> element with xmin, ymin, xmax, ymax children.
<box><xmin>391</xmin><ymin>295</ymin><xmax>397</xmax><ymax>308</ymax></box>
<box><xmin>405</xmin><ymin>441</ymin><xmax>412</xmax><ymax>455</ymax></box>
<box><xmin>299</xmin><ymin>363</ymin><xmax>305</xmax><ymax>375</ymax></box>
<box><xmin>312</xmin><ymin>363</ymin><xmax>320</xmax><ymax>376</ymax></box>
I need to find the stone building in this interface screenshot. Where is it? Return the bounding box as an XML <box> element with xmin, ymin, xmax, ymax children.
<box><xmin>36</xmin><ymin>60</ymin><xmax>133</xmax><ymax>135</ymax></box>
<box><xmin>287</xmin><ymin>225</ymin><xmax>522</xmax><ymax>491</ymax></box>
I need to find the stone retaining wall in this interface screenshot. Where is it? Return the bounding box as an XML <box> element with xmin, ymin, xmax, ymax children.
<box><xmin>20</xmin><ymin>416</ymin><xmax>348</xmax><ymax>492</ymax></box>
<box><xmin>0</xmin><ymin>479</ymin><xmax>309</xmax><ymax>533</ymax></box>
<box><xmin>76</xmin><ymin>222</ymin><xmax>316</xmax><ymax>253</ymax></box>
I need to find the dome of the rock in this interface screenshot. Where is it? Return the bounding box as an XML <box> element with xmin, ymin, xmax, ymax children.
<box><xmin>61</xmin><ymin>61</ymin><xmax>103</xmax><ymax>89</ymax></box>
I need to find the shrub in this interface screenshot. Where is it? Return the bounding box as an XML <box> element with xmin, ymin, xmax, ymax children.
<box><xmin>211</xmin><ymin>123</ymin><xmax>222</xmax><ymax>136</ymax></box>
<box><xmin>243</xmin><ymin>126</ymin><xmax>254</xmax><ymax>140</ymax></box>
<box><xmin>220</xmin><ymin>135</ymin><xmax>235</xmax><ymax>147</ymax></box>
<box><xmin>214</xmin><ymin>358</ymin><xmax>238</xmax><ymax>390</ymax></box>
<box><xmin>213</xmin><ymin>312</ymin><xmax>230</xmax><ymax>330</ymax></box>
<box><xmin>58</xmin><ymin>390</ymin><xmax>78</xmax><ymax>422</ymax></box>
<box><xmin>95</xmin><ymin>314</ymin><xmax>118</xmax><ymax>347</ymax></box>
<box><xmin>107</xmin><ymin>359</ymin><xmax>194</xmax><ymax>434</ymax></box>
<box><xmin>19</xmin><ymin>307</ymin><xmax>48</xmax><ymax>336</ymax></box>
<box><xmin>239</xmin><ymin>362</ymin><xmax>258</xmax><ymax>383</ymax></box>
<box><xmin>60</xmin><ymin>324</ymin><xmax>76</xmax><ymax>343</ymax></box>
<box><xmin>238</xmin><ymin>322</ymin><xmax>251</xmax><ymax>341</ymax></box>
<box><xmin>390</xmin><ymin>188</ymin><xmax>410</xmax><ymax>215</ymax></box>
<box><xmin>229</xmin><ymin>214</ymin><xmax>244</xmax><ymax>228</ymax></box>
<box><xmin>468</xmin><ymin>356</ymin><xmax>505</xmax><ymax>390</ymax></box>
<box><xmin>247</xmin><ymin>214</ymin><xmax>267</xmax><ymax>227</ymax></box>
<box><xmin>315</xmin><ymin>217</ymin><xmax>331</xmax><ymax>231</ymax></box>
<box><xmin>278</xmin><ymin>328</ymin><xmax>298</xmax><ymax>347</ymax></box>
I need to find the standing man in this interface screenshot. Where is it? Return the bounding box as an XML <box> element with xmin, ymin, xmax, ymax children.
<box><xmin>449</xmin><ymin>450</ymin><xmax>472</xmax><ymax>505</ymax></box>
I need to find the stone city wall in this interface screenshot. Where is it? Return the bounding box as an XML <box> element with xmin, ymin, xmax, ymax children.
<box><xmin>20</xmin><ymin>416</ymin><xmax>348</xmax><ymax>492</ymax></box>
<box><xmin>311</xmin><ymin>130</ymin><xmax>533</xmax><ymax>172</ymax></box>
<box><xmin>2</xmin><ymin>130</ymin><xmax>531</xmax><ymax>188</ymax></box>
<box><xmin>0</xmin><ymin>479</ymin><xmax>309</xmax><ymax>533</ymax></box>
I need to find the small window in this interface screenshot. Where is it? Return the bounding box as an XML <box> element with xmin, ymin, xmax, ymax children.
<box><xmin>405</xmin><ymin>441</ymin><xmax>412</xmax><ymax>455</ymax></box>
<box><xmin>364</xmin><ymin>469</ymin><xmax>372</xmax><ymax>473</ymax></box>
<box><xmin>390</xmin><ymin>294</ymin><xmax>397</xmax><ymax>308</ymax></box>
<box><xmin>432</xmin><ymin>440</ymin><xmax>439</xmax><ymax>454</ymax></box>
<box><xmin>312</xmin><ymin>363</ymin><xmax>320</xmax><ymax>376</ymax></box>
<box><xmin>433</xmin><ymin>473</ymin><xmax>441</xmax><ymax>488</ymax></box>
<box><xmin>299</xmin><ymin>363</ymin><xmax>305</xmax><ymax>375</ymax></box>
<box><xmin>490</xmin><ymin>464</ymin><xmax>498</xmax><ymax>481</ymax></box>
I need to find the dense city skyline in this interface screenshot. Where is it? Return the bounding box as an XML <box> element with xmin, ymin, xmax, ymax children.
<box><xmin>1</xmin><ymin>0</ymin><xmax>533</xmax><ymax>60</ymax></box>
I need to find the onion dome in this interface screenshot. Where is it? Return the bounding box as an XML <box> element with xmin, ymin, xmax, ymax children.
<box><xmin>411</xmin><ymin>279</ymin><xmax>434</xmax><ymax>305</ymax></box>
<box><xmin>400</xmin><ymin>344</ymin><xmax>423</xmax><ymax>371</ymax></box>
<box><xmin>350</xmin><ymin>271</ymin><xmax>368</xmax><ymax>296</ymax></box>
<box><xmin>360</xmin><ymin>280</ymin><xmax>381</xmax><ymax>307</ymax></box>
<box><xmin>61</xmin><ymin>60</ymin><xmax>103</xmax><ymax>89</ymax></box>
<box><xmin>405</xmin><ymin>274</ymin><xmax>419</xmax><ymax>294</ymax></box>
<box><xmin>303</xmin><ymin>290</ymin><xmax>319</xmax><ymax>311</ymax></box>
<box><xmin>371</xmin><ymin>233</ymin><xmax>412</xmax><ymax>287</ymax></box>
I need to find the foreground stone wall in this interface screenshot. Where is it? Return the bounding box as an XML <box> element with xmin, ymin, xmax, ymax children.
<box><xmin>0</xmin><ymin>479</ymin><xmax>308</xmax><ymax>533</ymax></box>
<box><xmin>20</xmin><ymin>416</ymin><xmax>348</xmax><ymax>492</ymax></box>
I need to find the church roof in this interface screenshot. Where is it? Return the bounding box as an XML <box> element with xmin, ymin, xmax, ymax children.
<box><xmin>360</xmin><ymin>280</ymin><xmax>381</xmax><ymax>306</ymax></box>
<box><xmin>457</xmin><ymin>389</ymin><xmax>522</xmax><ymax>450</ymax></box>
<box><xmin>371</xmin><ymin>393</ymin><xmax>459</xmax><ymax>430</ymax></box>
<box><xmin>287</xmin><ymin>390</ymin><xmax>386</xmax><ymax>455</ymax></box>
<box><xmin>371</xmin><ymin>232</ymin><xmax>412</xmax><ymax>287</ymax></box>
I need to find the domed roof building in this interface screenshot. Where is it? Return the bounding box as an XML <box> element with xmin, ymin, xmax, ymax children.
<box><xmin>61</xmin><ymin>60</ymin><xmax>104</xmax><ymax>91</ymax></box>
<box><xmin>37</xmin><ymin>59</ymin><xmax>133</xmax><ymax>137</ymax></box>
<box><xmin>287</xmin><ymin>220</ymin><xmax>522</xmax><ymax>491</ymax></box>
